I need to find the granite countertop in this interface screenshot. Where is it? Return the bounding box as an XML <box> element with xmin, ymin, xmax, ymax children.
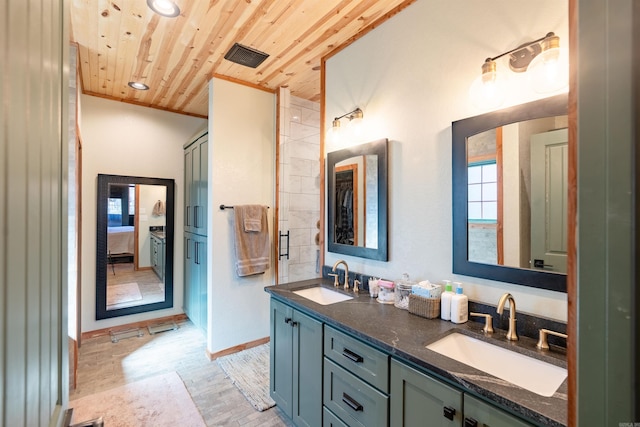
<box><xmin>265</xmin><ymin>279</ymin><xmax>567</xmax><ymax>427</ymax></box>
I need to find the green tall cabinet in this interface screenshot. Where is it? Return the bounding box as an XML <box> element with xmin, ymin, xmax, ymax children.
<box><xmin>183</xmin><ymin>131</ymin><xmax>208</xmax><ymax>332</ymax></box>
<box><xmin>270</xmin><ymin>299</ymin><xmax>323</xmax><ymax>427</ymax></box>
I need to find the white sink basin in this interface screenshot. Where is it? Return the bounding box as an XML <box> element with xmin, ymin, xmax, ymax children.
<box><xmin>426</xmin><ymin>332</ymin><xmax>567</xmax><ymax>397</ymax></box>
<box><xmin>293</xmin><ymin>286</ymin><xmax>353</xmax><ymax>305</ymax></box>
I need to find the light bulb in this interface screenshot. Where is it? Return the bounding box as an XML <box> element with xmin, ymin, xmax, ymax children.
<box><xmin>469</xmin><ymin>60</ymin><xmax>508</xmax><ymax>110</ymax></box>
<box><xmin>327</xmin><ymin>121</ymin><xmax>342</xmax><ymax>144</ymax></box>
<box><xmin>147</xmin><ymin>0</ymin><xmax>180</xmax><ymax>17</ymax></box>
<box><xmin>528</xmin><ymin>36</ymin><xmax>568</xmax><ymax>93</ymax></box>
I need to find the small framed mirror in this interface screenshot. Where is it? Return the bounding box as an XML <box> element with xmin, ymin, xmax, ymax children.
<box><xmin>96</xmin><ymin>174</ymin><xmax>175</xmax><ymax>319</ymax></box>
<box><xmin>327</xmin><ymin>138</ymin><xmax>388</xmax><ymax>261</ymax></box>
<box><xmin>452</xmin><ymin>94</ymin><xmax>568</xmax><ymax>292</ymax></box>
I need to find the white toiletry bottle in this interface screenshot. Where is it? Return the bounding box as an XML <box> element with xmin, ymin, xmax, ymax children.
<box><xmin>440</xmin><ymin>281</ymin><xmax>454</xmax><ymax>321</ymax></box>
<box><xmin>450</xmin><ymin>284</ymin><xmax>469</xmax><ymax>324</ymax></box>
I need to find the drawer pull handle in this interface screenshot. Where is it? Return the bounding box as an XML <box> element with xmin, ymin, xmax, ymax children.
<box><xmin>342</xmin><ymin>393</ymin><xmax>363</xmax><ymax>412</ymax></box>
<box><xmin>443</xmin><ymin>406</ymin><xmax>456</xmax><ymax>420</ymax></box>
<box><xmin>464</xmin><ymin>417</ymin><xmax>478</xmax><ymax>427</ymax></box>
<box><xmin>342</xmin><ymin>348</ymin><xmax>364</xmax><ymax>363</ymax></box>
<box><xmin>284</xmin><ymin>317</ymin><xmax>292</xmax><ymax>324</ymax></box>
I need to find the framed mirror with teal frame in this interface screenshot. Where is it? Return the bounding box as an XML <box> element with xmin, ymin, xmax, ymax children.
<box><xmin>452</xmin><ymin>94</ymin><xmax>568</xmax><ymax>292</ymax></box>
<box><xmin>96</xmin><ymin>174</ymin><xmax>176</xmax><ymax>319</ymax></box>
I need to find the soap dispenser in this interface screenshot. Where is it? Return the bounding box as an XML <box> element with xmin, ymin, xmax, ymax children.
<box><xmin>450</xmin><ymin>283</ymin><xmax>468</xmax><ymax>324</ymax></box>
<box><xmin>440</xmin><ymin>281</ymin><xmax>454</xmax><ymax>321</ymax></box>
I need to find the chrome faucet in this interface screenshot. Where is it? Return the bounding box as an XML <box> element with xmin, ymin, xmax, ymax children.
<box><xmin>331</xmin><ymin>259</ymin><xmax>349</xmax><ymax>289</ymax></box>
<box><xmin>496</xmin><ymin>293</ymin><xmax>518</xmax><ymax>341</ymax></box>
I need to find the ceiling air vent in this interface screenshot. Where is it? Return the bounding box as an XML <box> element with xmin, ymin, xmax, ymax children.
<box><xmin>224</xmin><ymin>43</ymin><xmax>269</xmax><ymax>68</ymax></box>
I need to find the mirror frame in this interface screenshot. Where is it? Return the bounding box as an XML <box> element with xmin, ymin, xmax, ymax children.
<box><xmin>327</xmin><ymin>138</ymin><xmax>389</xmax><ymax>261</ymax></box>
<box><xmin>96</xmin><ymin>174</ymin><xmax>176</xmax><ymax>319</ymax></box>
<box><xmin>452</xmin><ymin>94</ymin><xmax>568</xmax><ymax>292</ymax></box>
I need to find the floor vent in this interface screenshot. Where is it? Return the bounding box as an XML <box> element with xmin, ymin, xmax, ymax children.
<box><xmin>110</xmin><ymin>328</ymin><xmax>143</xmax><ymax>343</ymax></box>
<box><xmin>224</xmin><ymin>43</ymin><xmax>269</xmax><ymax>68</ymax></box>
<box><xmin>148</xmin><ymin>321</ymin><xmax>178</xmax><ymax>335</ymax></box>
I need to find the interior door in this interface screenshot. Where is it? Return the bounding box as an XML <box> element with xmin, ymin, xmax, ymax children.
<box><xmin>530</xmin><ymin>128</ymin><xmax>568</xmax><ymax>273</ymax></box>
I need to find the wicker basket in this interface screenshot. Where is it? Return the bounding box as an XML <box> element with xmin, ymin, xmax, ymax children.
<box><xmin>408</xmin><ymin>294</ymin><xmax>441</xmax><ymax>319</ymax></box>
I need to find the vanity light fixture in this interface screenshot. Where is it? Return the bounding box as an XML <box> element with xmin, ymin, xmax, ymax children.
<box><xmin>329</xmin><ymin>108</ymin><xmax>364</xmax><ymax>142</ymax></box>
<box><xmin>128</xmin><ymin>81</ymin><xmax>149</xmax><ymax>90</ymax></box>
<box><xmin>332</xmin><ymin>107</ymin><xmax>364</xmax><ymax>130</ymax></box>
<box><xmin>146</xmin><ymin>0</ymin><xmax>180</xmax><ymax>18</ymax></box>
<box><xmin>470</xmin><ymin>32</ymin><xmax>568</xmax><ymax>108</ymax></box>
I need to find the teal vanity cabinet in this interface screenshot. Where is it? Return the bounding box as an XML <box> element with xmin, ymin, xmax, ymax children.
<box><xmin>150</xmin><ymin>232</ymin><xmax>165</xmax><ymax>281</ymax></box>
<box><xmin>390</xmin><ymin>359</ymin><xmax>534</xmax><ymax>427</ymax></box>
<box><xmin>270</xmin><ymin>298</ymin><xmax>323</xmax><ymax>427</ymax></box>
<box><xmin>183</xmin><ymin>131</ymin><xmax>208</xmax><ymax>332</ymax></box>
<box><xmin>323</xmin><ymin>326</ymin><xmax>389</xmax><ymax>427</ymax></box>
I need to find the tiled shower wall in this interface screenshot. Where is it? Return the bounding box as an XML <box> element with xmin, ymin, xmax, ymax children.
<box><xmin>278</xmin><ymin>88</ymin><xmax>321</xmax><ymax>283</ymax></box>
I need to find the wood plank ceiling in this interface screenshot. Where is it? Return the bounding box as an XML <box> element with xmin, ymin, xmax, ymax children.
<box><xmin>70</xmin><ymin>0</ymin><xmax>415</xmax><ymax>118</ymax></box>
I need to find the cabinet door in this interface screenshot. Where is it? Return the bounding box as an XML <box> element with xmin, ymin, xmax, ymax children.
<box><xmin>190</xmin><ymin>142</ymin><xmax>200</xmax><ymax>232</ymax></box>
<box><xmin>196</xmin><ymin>137</ymin><xmax>208</xmax><ymax>232</ymax></box>
<box><xmin>390</xmin><ymin>359</ymin><xmax>463</xmax><ymax>427</ymax></box>
<box><xmin>183</xmin><ymin>234</ymin><xmax>197</xmax><ymax>325</ymax></box>
<box><xmin>463</xmin><ymin>395</ymin><xmax>533</xmax><ymax>427</ymax></box>
<box><xmin>293</xmin><ymin>309</ymin><xmax>323</xmax><ymax>427</ymax></box>
<box><xmin>195</xmin><ymin>234</ymin><xmax>207</xmax><ymax>332</ymax></box>
<box><xmin>184</xmin><ymin>148</ymin><xmax>193</xmax><ymax>232</ymax></box>
<box><xmin>270</xmin><ymin>299</ymin><xmax>294</xmax><ymax>416</ymax></box>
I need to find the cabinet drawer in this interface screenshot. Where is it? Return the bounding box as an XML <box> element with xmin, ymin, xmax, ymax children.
<box><xmin>324</xmin><ymin>325</ymin><xmax>389</xmax><ymax>392</ymax></box>
<box><xmin>323</xmin><ymin>407</ymin><xmax>349</xmax><ymax>427</ymax></box>
<box><xmin>464</xmin><ymin>394</ymin><xmax>534</xmax><ymax>427</ymax></box>
<box><xmin>323</xmin><ymin>358</ymin><xmax>388</xmax><ymax>427</ymax></box>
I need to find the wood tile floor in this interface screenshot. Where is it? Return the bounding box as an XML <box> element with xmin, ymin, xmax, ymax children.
<box><xmin>70</xmin><ymin>319</ymin><xmax>294</xmax><ymax>426</ymax></box>
<box><xmin>106</xmin><ymin>262</ymin><xmax>165</xmax><ymax>309</ymax></box>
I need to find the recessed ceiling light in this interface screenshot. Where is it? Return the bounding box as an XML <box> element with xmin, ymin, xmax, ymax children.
<box><xmin>146</xmin><ymin>0</ymin><xmax>180</xmax><ymax>18</ymax></box>
<box><xmin>128</xmin><ymin>81</ymin><xmax>149</xmax><ymax>90</ymax></box>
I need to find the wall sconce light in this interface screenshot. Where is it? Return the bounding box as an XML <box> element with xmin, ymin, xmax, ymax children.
<box><xmin>329</xmin><ymin>108</ymin><xmax>364</xmax><ymax>143</ymax></box>
<box><xmin>470</xmin><ymin>32</ymin><xmax>568</xmax><ymax>109</ymax></box>
<box><xmin>332</xmin><ymin>108</ymin><xmax>364</xmax><ymax>130</ymax></box>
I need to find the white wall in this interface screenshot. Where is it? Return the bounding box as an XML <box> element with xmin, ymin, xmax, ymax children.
<box><xmin>207</xmin><ymin>78</ymin><xmax>276</xmax><ymax>353</ymax></box>
<box><xmin>80</xmin><ymin>95</ymin><xmax>206</xmax><ymax>332</ymax></box>
<box><xmin>325</xmin><ymin>0</ymin><xmax>568</xmax><ymax>321</ymax></box>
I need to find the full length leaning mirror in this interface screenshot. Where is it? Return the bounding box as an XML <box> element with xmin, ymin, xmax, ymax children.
<box><xmin>452</xmin><ymin>94</ymin><xmax>568</xmax><ymax>292</ymax></box>
<box><xmin>327</xmin><ymin>138</ymin><xmax>388</xmax><ymax>261</ymax></box>
<box><xmin>96</xmin><ymin>174</ymin><xmax>175</xmax><ymax>319</ymax></box>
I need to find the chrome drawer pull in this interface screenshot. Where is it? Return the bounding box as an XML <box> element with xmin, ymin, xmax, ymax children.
<box><xmin>342</xmin><ymin>393</ymin><xmax>363</xmax><ymax>412</ymax></box>
<box><xmin>342</xmin><ymin>348</ymin><xmax>364</xmax><ymax>363</ymax></box>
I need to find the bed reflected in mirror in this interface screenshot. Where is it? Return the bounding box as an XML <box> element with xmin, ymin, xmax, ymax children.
<box><xmin>96</xmin><ymin>174</ymin><xmax>175</xmax><ymax>319</ymax></box>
